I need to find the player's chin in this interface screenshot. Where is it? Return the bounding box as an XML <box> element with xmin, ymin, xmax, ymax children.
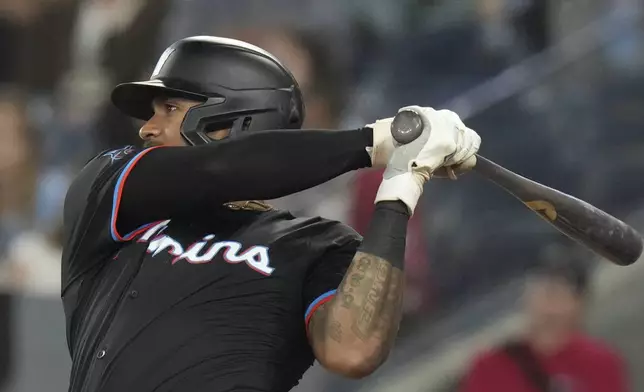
<box><xmin>143</xmin><ymin>140</ymin><xmax>179</xmax><ymax>148</ymax></box>
<box><xmin>143</xmin><ymin>140</ymin><xmax>161</xmax><ymax>148</ymax></box>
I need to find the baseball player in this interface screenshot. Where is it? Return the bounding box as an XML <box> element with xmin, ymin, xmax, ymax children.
<box><xmin>61</xmin><ymin>36</ymin><xmax>480</xmax><ymax>392</ymax></box>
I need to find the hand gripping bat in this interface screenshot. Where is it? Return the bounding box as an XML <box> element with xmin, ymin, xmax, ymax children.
<box><xmin>390</xmin><ymin>109</ymin><xmax>643</xmax><ymax>266</ymax></box>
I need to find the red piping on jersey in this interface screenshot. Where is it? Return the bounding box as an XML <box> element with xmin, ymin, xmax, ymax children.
<box><xmin>110</xmin><ymin>146</ymin><xmax>162</xmax><ymax>242</ymax></box>
<box><xmin>305</xmin><ymin>290</ymin><xmax>337</xmax><ymax>332</ymax></box>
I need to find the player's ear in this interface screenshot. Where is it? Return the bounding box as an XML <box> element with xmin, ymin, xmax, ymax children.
<box><xmin>206</xmin><ymin>128</ymin><xmax>231</xmax><ymax>141</ymax></box>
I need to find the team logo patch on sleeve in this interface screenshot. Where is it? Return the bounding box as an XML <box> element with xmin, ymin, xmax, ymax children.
<box><xmin>103</xmin><ymin>145</ymin><xmax>136</xmax><ymax>163</ymax></box>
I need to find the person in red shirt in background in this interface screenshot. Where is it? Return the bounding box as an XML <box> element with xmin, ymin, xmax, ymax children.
<box><xmin>460</xmin><ymin>258</ymin><xmax>628</xmax><ymax>392</ymax></box>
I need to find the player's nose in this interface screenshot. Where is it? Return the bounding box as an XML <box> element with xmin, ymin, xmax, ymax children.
<box><xmin>139</xmin><ymin>120</ymin><xmax>163</xmax><ymax>142</ymax></box>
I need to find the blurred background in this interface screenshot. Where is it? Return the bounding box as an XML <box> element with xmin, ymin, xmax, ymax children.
<box><xmin>0</xmin><ymin>0</ymin><xmax>643</xmax><ymax>391</ymax></box>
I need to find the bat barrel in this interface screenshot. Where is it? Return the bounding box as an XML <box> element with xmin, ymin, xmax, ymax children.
<box><xmin>474</xmin><ymin>156</ymin><xmax>643</xmax><ymax>266</ymax></box>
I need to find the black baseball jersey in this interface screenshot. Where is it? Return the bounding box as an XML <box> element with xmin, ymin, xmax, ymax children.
<box><xmin>61</xmin><ymin>144</ymin><xmax>363</xmax><ymax>392</ymax></box>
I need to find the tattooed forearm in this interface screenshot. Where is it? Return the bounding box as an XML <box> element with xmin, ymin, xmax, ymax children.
<box><xmin>352</xmin><ymin>257</ymin><xmax>390</xmax><ymax>339</ymax></box>
<box><xmin>340</xmin><ymin>255</ymin><xmax>372</xmax><ymax>309</ymax></box>
<box><xmin>308</xmin><ymin>202</ymin><xmax>408</xmax><ymax>377</ymax></box>
<box><xmin>309</xmin><ymin>303</ymin><xmax>344</xmax><ymax>345</ymax></box>
<box><xmin>333</xmin><ymin>252</ymin><xmax>404</xmax><ymax>353</ymax></box>
<box><xmin>308</xmin><ymin>252</ymin><xmax>404</xmax><ymax>374</ymax></box>
<box><xmin>329</xmin><ymin>321</ymin><xmax>343</xmax><ymax>343</ymax></box>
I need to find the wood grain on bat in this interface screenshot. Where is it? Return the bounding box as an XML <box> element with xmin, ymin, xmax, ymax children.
<box><xmin>525</xmin><ymin>200</ymin><xmax>557</xmax><ymax>221</ymax></box>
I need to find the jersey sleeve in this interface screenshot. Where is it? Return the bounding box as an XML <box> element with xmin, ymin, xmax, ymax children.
<box><xmin>61</xmin><ymin>145</ymin><xmax>160</xmax><ymax>290</ymax></box>
<box><xmin>302</xmin><ymin>223</ymin><xmax>362</xmax><ymax>329</ymax></box>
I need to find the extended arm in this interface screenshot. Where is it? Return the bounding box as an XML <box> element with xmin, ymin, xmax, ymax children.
<box><xmin>116</xmin><ymin>128</ymin><xmax>373</xmax><ymax>234</ymax></box>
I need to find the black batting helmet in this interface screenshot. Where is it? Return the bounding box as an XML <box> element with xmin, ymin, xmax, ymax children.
<box><xmin>111</xmin><ymin>36</ymin><xmax>305</xmax><ymax>145</ymax></box>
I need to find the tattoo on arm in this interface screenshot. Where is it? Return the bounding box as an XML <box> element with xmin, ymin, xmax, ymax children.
<box><xmin>330</xmin><ymin>252</ymin><xmax>404</xmax><ymax>351</ymax></box>
<box><xmin>352</xmin><ymin>257</ymin><xmax>390</xmax><ymax>339</ymax></box>
<box><xmin>329</xmin><ymin>320</ymin><xmax>343</xmax><ymax>343</ymax></box>
<box><xmin>309</xmin><ymin>203</ymin><xmax>408</xmax><ymax>372</ymax></box>
<box><xmin>308</xmin><ymin>252</ymin><xmax>404</xmax><ymax>371</ymax></box>
<box><xmin>309</xmin><ymin>303</ymin><xmax>343</xmax><ymax>345</ymax></box>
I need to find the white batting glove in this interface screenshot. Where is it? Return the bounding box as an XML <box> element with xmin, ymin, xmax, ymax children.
<box><xmin>430</xmin><ymin>109</ymin><xmax>479</xmax><ymax>179</ymax></box>
<box><xmin>365</xmin><ymin>117</ymin><xmax>396</xmax><ymax>167</ymax></box>
<box><xmin>374</xmin><ymin>106</ymin><xmax>481</xmax><ymax>214</ymax></box>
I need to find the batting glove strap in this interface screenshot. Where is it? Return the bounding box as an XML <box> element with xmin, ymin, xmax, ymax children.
<box><xmin>366</xmin><ymin>118</ymin><xmax>396</xmax><ymax>167</ymax></box>
<box><xmin>375</xmin><ymin>172</ymin><xmax>427</xmax><ymax>215</ymax></box>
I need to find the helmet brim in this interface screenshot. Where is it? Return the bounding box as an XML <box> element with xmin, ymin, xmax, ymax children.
<box><xmin>111</xmin><ymin>80</ymin><xmax>207</xmax><ymax>121</ymax></box>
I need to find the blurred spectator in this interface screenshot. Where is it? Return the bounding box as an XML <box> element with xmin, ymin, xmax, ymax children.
<box><xmin>0</xmin><ymin>93</ymin><xmax>32</xmax><ymax>392</ymax></box>
<box><xmin>90</xmin><ymin>0</ymin><xmax>172</xmax><ymax>150</ymax></box>
<box><xmin>0</xmin><ymin>5</ymin><xmax>39</xmax><ymax>385</ymax></box>
<box><xmin>510</xmin><ymin>0</ymin><xmax>551</xmax><ymax>54</ymax></box>
<box><xmin>0</xmin><ymin>94</ymin><xmax>34</xmax><ymax>257</ymax></box>
<box><xmin>0</xmin><ymin>291</ymin><xmax>9</xmax><ymax>390</ymax></box>
<box><xmin>0</xmin><ymin>0</ymin><xmax>79</xmax><ymax>91</ymax></box>
<box><xmin>0</xmin><ymin>0</ymin><xmax>80</xmax><ymax>253</ymax></box>
<box><xmin>602</xmin><ymin>0</ymin><xmax>644</xmax><ymax>75</ymax></box>
<box><xmin>157</xmin><ymin>0</ymin><xmax>354</xmax><ymax>51</ymax></box>
<box><xmin>476</xmin><ymin>0</ymin><xmax>551</xmax><ymax>59</ymax></box>
<box><xmin>460</xmin><ymin>257</ymin><xmax>628</xmax><ymax>392</ymax></box>
<box><xmin>0</xmin><ymin>91</ymin><xmax>62</xmax><ymax>296</ymax></box>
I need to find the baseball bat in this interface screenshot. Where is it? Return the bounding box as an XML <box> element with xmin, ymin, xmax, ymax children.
<box><xmin>390</xmin><ymin>110</ymin><xmax>643</xmax><ymax>266</ymax></box>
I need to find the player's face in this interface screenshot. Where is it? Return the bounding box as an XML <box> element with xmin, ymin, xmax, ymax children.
<box><xmin>524</xmin><ymin>277</ymin><xmax>583</xmax><ymax>330</ymax></box>
<box><xmin>139</xmin><ymin>97</ymin><xmax>201</xmax><ymax>147</ymax></box>
<box><xmin>140</xmin><ymin>96</ymin><xmax>233</xmax><ymax>147</ymax></box>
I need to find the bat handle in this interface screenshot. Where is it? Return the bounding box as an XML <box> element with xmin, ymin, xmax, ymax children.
<box><xmin>471</xmin><ymin>154</ymin><xmax>502</xmax><ymax>176</ymax></box>
<box><xmin>390</xmin><ymin>109</ymin><xmax>426</xmax><ymax>145</ymax></box>
<box><xmin>471</xmin><ymin>154</ymin><xmax>533</xmax><ymax>192</ymax></box>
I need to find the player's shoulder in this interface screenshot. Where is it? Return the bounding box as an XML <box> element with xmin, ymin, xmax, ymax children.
<box><xmin>65</xmin><ymin>145</ymin><xmax>141</xmax><ymax>210</ymax></box>
<box><xmin>95</xmin><ymin>145</ymin><xmax>140</xmax><ymax>163</ymax></box>
<box><xmin>87</xmin><ymin>145</ymin><xmax>141</xmax><ymax>171</ymax></box>
<box><xmin>72</xmin><ymin>145</ymin><xmax>140</xmax><ymax>187</ymax></box>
